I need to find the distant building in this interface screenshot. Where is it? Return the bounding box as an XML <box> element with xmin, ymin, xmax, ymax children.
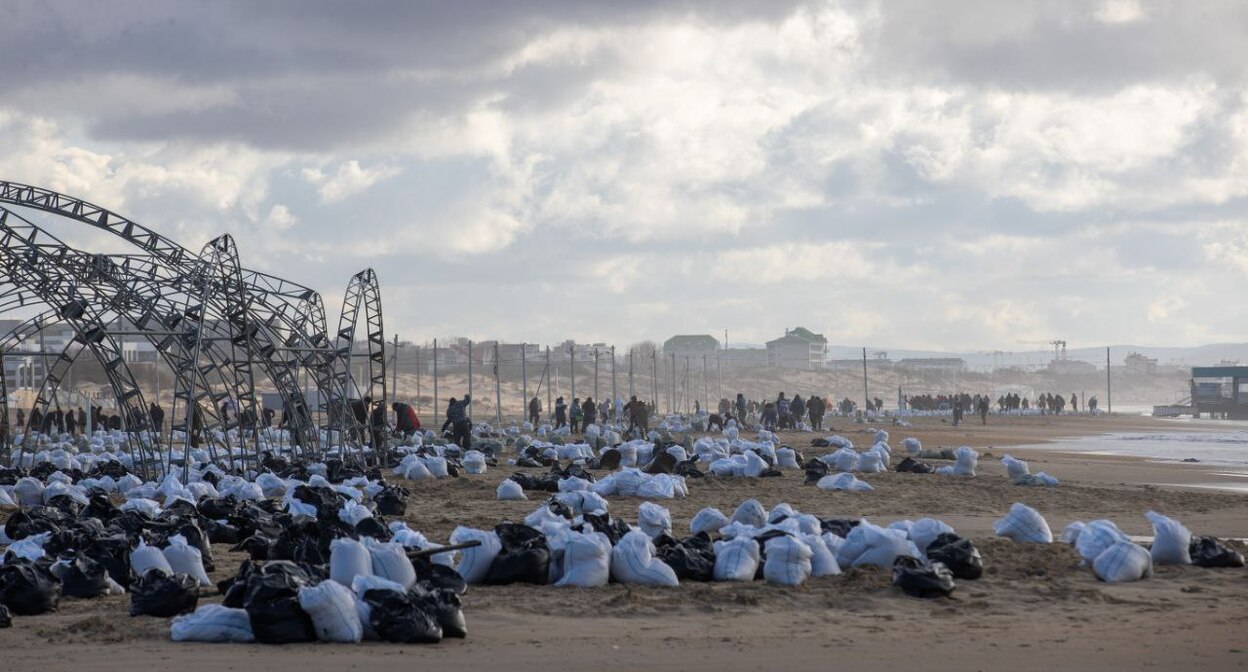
<box><xmin>483</xmin><ymin>343</ymin><xmax>544</xmax><ymax>366</ymax></box>
<box><xmin>1123</xmin><ymin>352</ymin><xmax>1158</xmax><ymax>375</ymax></box>
<box><xmin>663</xmin><ymin>335</ymin><xmax>720</xmax><ymax>357</ymax></box>
<box><xmin>897</xmin><ymin>357</ymin><xmax>966</xmax><ymax>375</ymax></box>
<box><xmin>766</xmin><ymin>327</ymin><xmax>828</xmax><ymax>370</ymax></box>
<box><xmin>123</xmin><ymin>341</ymin><xmax>158</xmax><ymax>363</ymax></box>
<box><xmin>1047</xmin><ymin>358</ymin><xmax>1097</xmax><ymax>375</ymax></box>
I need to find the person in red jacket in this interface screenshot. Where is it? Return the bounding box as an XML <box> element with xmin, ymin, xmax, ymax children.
<box><xmin>392</xmin><ymin>401</ymin><xmax>421</xmax><ymax>439</ymax></box>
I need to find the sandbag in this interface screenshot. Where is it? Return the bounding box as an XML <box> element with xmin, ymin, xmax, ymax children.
<box><xmin>130</xmin><ymin>538</ymin><xmax>174</xmax><ymax>577</ymax></box>
<box><xmin>327</xmin><ymin>538</ymin><xmax>371</xmax><ymax>588</ymax></box>
<box><xmin>1188</xmin><ymin>536</ymin><xmax>1246</xmax><ymax>568</ymax></box>
<box><xmin>731</xmin><ymin>499</ymin><xmax>766</xmax><ymax>528</ymax></box>
<box><xmin>801</xmin><ymin>533</ymin><xmax>841</xmax><ymax>576</ymax></box>
<box><xmin>54</xmin><ymin>554</ymin><xmax>110</xmax><ymax>599</ymax></box>
<box><xmin>130</xmin><ymin>569</ymin><xmax>199</xmax><ymax>617</ymax></box>
<box><xmin>712</xmin><ymin>536</ymin><xmax>760</xmax><ymax>581</ymax></box>
<box><xmin>816</xmin><ymin>473</ymin><xmax>873</xmax><ymax>491</ymax></box>
<box><xmin>654</xmin><ymin>533</ymin><xmax>715</xmax><ymax>582</ymax></box>
<box><xmin>496</xmin><ymin>479</ymin><xmax>527</xmax><ymax>501</ymax></box>
<box><xmin>361</xmin><ymin>588</ymin><xmax>442</xmax><ymax>643</ymax></box>
<box><xmin>1092</xmin><ymin>541</ymin><xmax>1152</xmax><ymax>583</ymax></box>
<box><xmin>953</xmin><ymin>446</ymin><xmax>978</xmax><ymax>476</ymax></box>
<box><xmin>993</xmin><ymin>503</ymin><xmax>1052</xmax><ymax>544</ymax></box>
<box><xmin>902</xmin><ymin>438</ymin><xmax>921</xmax><ymax>455</ymax></box>
<box><xmin>164</xmin><ymin>534</ymin><xmax>212</xmax><ymax>587</ymax></box>
<box><xmin>486</xmin><ymin>523</ymin><xmax>549</xmax><ymax>586</ymax></box>
<box><xmin>690</xmin><ymin>507</ymin><xmax>730</xmax><ymax>536</ymax></box>
<box><xmin>351</xmin><ymin>575</ymin><xmax>407</xmax><ymax>641</ymax></box>
<box><xmin>638</xmin><ymin>502</ymin><xmax>672</xmax><ymax>539</ymax></box>
<box><xmin>841</xmin><ymin>524</ymin><xmax>915</xmax><ymax>568</ymax></box>
<box><xmin>763</xmin><ymin>535</ymin><xmax>812</xmax><ymax>586</ymax></box>
<box><xmin>924</xmin><ymin>533</ymin><xmax>983</xmax><ymax>580</ymax></box>
<box><xmin>828</xmin><ymin>447</ymin><xmax>858</xmax><ymax>472</ymax></box>
<box><xmin>893</xmin><ymin>556</ymin><xmax>955</xmax><ymax>598</ymax></box>
<box><xmin>364</xmin><ymin>538</ymin><xmax>417</xmax><ymax>589</ymax></box>
<box><xmin>611</xmin><ymin>530</ymin><xmax>679</xmax><ymax>587</ymax></box>
<box><xmin>449</xmin><ymin>527</ymin><xmax>502</xmax><ymax>584</ymax></box>
<box><xmin>1144</xmin><ymin>511</ymin><xmax>1191</xmax><ymax>565</ymax></box>
<box><xmin>909</xmin><ymin>518</ymin><xmax>955</xmax><ymax>554</ymax></box>
<box><xmin>1001</xmin><ymin>454</ymin><xmax>1029</xmax><ymax>481</ymax></box>
<box><xmin>170</xmin><ymin>604</ymin><xmax>255</xmax><ymax>642</ymax></box>
<box><xmin>243</xmin><ymin>562</ymin><xmax>318</xmax><ymax>644</ymax></box>
<box><xmin>298</xmin><ymin>580</ymin><xmax>363</xmax><ymax>643</ymax></box>
<box><xmin>0</xmin><ymin>560</ymin><xmax>61</xmax><ymax>615</ymax></box>
<box><xmin>775</xmin><ymin>448</ymin><xmax>801</xmax><ymax>470</ymax></box>
<box><xmin>1075</xmin><ymin>520</ymin><xmax>1131</xmax><ymax>563</ymax></box>
<box><xmin>554</xmin><ymin>530</ymin><xmax>611</xmax><ymax>588</ymax></box>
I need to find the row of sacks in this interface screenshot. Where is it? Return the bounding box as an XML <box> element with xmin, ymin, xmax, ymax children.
<box><xmin>499</xmin><ymin>467</ymin><xmax>690</xmax><ymax>501</ymax></box>
<box><xmin>993</xmin><ymin>503</ymin><xmax>1245</xmax><ymax>582</ymax></box>
<box><xmin>999</xmin><ymin>455</ymin><xmax>1060</xmax><ymax>487</ymax></box>
<box><xmin>445</xmin><ymin>497</ymin><xmax>980</xmax><ymax>593</ymax></box>
<box><xmin>173</xmin><ymin>560</ymin><xmax>467</xmax><ymax>644</ymax></box>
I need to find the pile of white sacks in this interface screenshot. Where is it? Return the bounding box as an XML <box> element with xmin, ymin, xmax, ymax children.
<box><xmin>454</xmin><ymin>497</ymin><xmax>965</xmax><ymax>588</ymax></box>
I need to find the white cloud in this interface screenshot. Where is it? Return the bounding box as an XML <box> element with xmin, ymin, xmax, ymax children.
<box><xmin>301</xmin><ymin>160</ymin><xmax>399</xmax><ymax>202</ymax></box>
<box><xmin>1095</xmin><ymin>0</ymin><xmax>1147</xmax><ymax>25</ymax></box>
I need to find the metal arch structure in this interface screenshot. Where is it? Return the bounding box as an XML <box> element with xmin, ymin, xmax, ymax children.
<box><xmin>0</xmin><ymin>181</ymin><xmax>391</xmax><ymax>472</ymax></box>
<box><xmin>328</xmin><ymin>268</ymin><xmax>386</xmax><ymax>456</ymax></box>
<box><xmin>0</xmin><ymin>180</ymin><xmax>325</xmax><ymax>451</ymax></box>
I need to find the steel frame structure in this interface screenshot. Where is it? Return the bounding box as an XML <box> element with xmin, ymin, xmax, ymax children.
<box><xmin>0</xmin><ymin>181</ymin><xmax>386</xmax><ymax>473</ymax></box>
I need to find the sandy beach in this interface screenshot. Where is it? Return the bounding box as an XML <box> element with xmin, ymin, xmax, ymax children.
<box><xmin>3</xmin><ymin>413</ymin><xmax>1247</xmax><ymax>672</ymax></box>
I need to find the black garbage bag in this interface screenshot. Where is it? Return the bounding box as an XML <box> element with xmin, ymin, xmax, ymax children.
<box><xmin>892</xmin><ymin>556</ymin><xmax>956</xmax><ymax>598</ymax></box>
<box><xmin>84</xmin><ymin>534</ymin><xmax>132</xmax><ymax>587</ymax></box>
<box><xmin>0</xmin><ymin>604</ymin><xmax>10</xmax><ymax>628</ymax></box>
<box><xmin>197</xmin><ymin>495</ymin><xmax>240</xmax><ymax>520</ymax></box>
<box><xmin>411</xmin><ymin>559</ymin><xmax>468</xmax><ymax>596</ymax></box>
<box><xmin>205</xmin><ymin>519</ymin><xmax>241</xmax><ymax>545</ymax></box>
<box><xmin>486</xmin><ymin>523</ymin><xmax>550</xmax><ymax>585</ymax></box>
<box><xmin>580</xmin><ymin>512</ymin><xmax>630</xmax><ymax>546</ymax></box>
<box><xmin>819</xmin><ymin>518</ymin><xmax>859</xmax><ymax>538</ymax></box>
<box><xmin>0</xmin><ymin>560</ymin><xmax>62</xmax><ymax>615</ymax></box>
<box><xmin>176</xmin><ymin>520</ymin><xmax>215</xmax><ymax>573</ymax></box>
<box><xmin>57</xmin><ymin>554</ymin><xmax>111</xmax><ymax>598</ymax></box>
<box><xmin>412</xmin><ymin>585</ymin><xmax>467</xmax><ymax>638</ymax></box>
<box><xmin>803</xmin><ymin>459</ymin><xmax>829</xmax><ymax>485</ymax></box>
<box><xmin>4</xmin><ymin>508</ymin><xmax>63</xmax><ymax>541</ymax></box>
<box><xmin>675</xmin><ymin>459</ymin><xmax>705</xmax><ymax>479</ymax></box>
<box><xmin>243</xmin><ymin>561</ymin><xmax>317</xmax><ymax>644</ymax></box>
<box><xmin>45</xmin><ymin>495</ymin><xmax>83</xmax><ymax>518</ymax></box>
<box><xmin>355</xmin><ymin>516</ymin><xmax>393</xmax><ymax>541</ymax></box>
<box><xmin>232</xmin><ymin>535</ymin><xmax>273</xmax><ymax>561</ymax></box>
<box><xmin>895</xmin><ymin>457</ymin><xmax>935</xmax><ymax>474</ymax></box>
<box><xmin>129</xmin><ymin>569</ymin><xmax>198</xmax><ymax>617</ymax></box>
<box><xmin>655</xmin><ymin>532</ymin><xmax>716</xmax><ymax>581</ymax></box>
<box><xmin>270</xmin><ymin>521</ymin><xmax>329</xmax><ymax>565</ymax></box>
<box><xmin>810</xmin><ymin>437</ymin><xmax>831</xmax><ymax>448</ymax></box>
<box><xmin>546</xmin><ymin>498</ymin><xmax>574</xmax><ymax>520</ymax></box>
<box><xmin>362</xmin><ymin>589</ymin><xmax>443</xmax><ymax>643</ymax></box>
<box><xmin>1189</xmin><ymin>536</ymin><xmax>1246</xmax><ymax>568</ymax></box>
<box><xmin>924</xmin><ymin>533</ymin><xmax>983</xmax><ymax>580</ymax></box>
<box><xmin>374</xmin><ymin>486</ymin><xmax>410</xmax><ymax>516</ymax></box>
<box><xmin>159</xmin><ymin>498</ymin><xmax>200</xmax><ymax>521</ymax></box>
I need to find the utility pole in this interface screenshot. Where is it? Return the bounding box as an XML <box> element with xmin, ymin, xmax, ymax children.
<box><xmin>432</xmin><ymin>338</ymin><xmax>439</xmax><ymax>416</ymax></box>
<box><xmin>467</xmin><ymin>339</ymin><xmax>473</xmax><ymax>420</ymax></box>
<box><xmin>569</xmin><ymin>341</ymin><xmax>576</xmax><ymax>403</ymax></box>
<box><xmin>493</xmin><ymin>342</ymin><xmax>502</xmax><ymax>426</ymax></box>
<box><xmin>651</xmin><ymin>350</ymin><xmax>658</xmax><ymax>409</ymax></box>
<box><xmin>546</xmin><ymin>346</ymin><xmax>552</xmax><ymax>420</ymax></box>
<box><xmin>862</xmin><ymin>346</ymin><xmax>869</xmax><ymax>411</ymax></box>
<box><xmin>593</xmin><ymin>347</ymin><xmax>599</xmax><ymax>401</ymax></box>
<box><xmin>521</xmin><ymin>343</ymin><xmax>528</xmax><ymax>418</ymax></box>
<box><xmin>611</xmin><ymin>345</ymin><xmax>617</xmax><ymax>408</ymax></box>
<box><xmin>391</xmin><ymin>334</ymin><xmax>400</xmax><ymax>408</ymax></box>
<box><xmin>703</xmin><ymin>354</ymin><xmax>708</xmax><ymax>409</ymax></box>
<box><xmin>628</xmin><ymin>349</ymin><xmax>635</xmax><ymax>398</ymax></box>
<box><xmin>414</xmin><ymin>345</ymin><xmax>420</xmax><ymax>414</ymax></box>
<box><xmin>717</xmin><ymin>353</ymin><xmax>722</xmax><ymax>401</ymax></box>
<box><xmin>670</xmin><ymin>352</ymin><xmax>676</xmax><ymax>414</ymax></box>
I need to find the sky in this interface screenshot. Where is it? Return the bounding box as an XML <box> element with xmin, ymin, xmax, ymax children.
<box><xmin>1</xmin><ymin>0</ymin><xmax>1246</xmax><ymax>351</ymax></box>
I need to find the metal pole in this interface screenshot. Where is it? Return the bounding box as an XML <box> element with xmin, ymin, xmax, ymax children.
<box><xmin>467</xmin><ymin>339</ymin><xmax>473</xmax><ymax>421</ymax></box>
<box><xmin>651</xmin><ymin>350</ymin><xmax>657</xmax><ymax>409</ymax></box>
<box><xmin>628</xmin><ymin>349</ymin><xmax>635</xmax><ymax>398</ymax></box>
<box><xmin>862</xmin><ymin>346</ymin><xmax>869</xmax><ymax>411</ymax></box>
<box><xmin>494</xmin><ymin>342</ymin><xmax>502</xmax><ymax>426</ymax></box>
<box><xmin>569</xmin><ymin>342</ymin><xmax>576</xmax><ymax>403</ymax></box>
<box><xmin>670</xmin><ymin>352</ymin><xmax>676</xmax><ymax>414</ymax></box>
<box><xmin>521</xmin><ymin>343</ymin><xmax>528</xmax><ymax>420</ymax></box>
<box><xmin>703</xmin><ymin>354</ymin><xmax>708</xmax><ymax>411</ymax></box>
<box><xmin>1106</xmin><ymin>347</ymin><xmax>1112</xmax><ymax>414</ymax></box>
<box><xmin>432</xmin><ymin>338</ymin><xmax>439</xmax><ymax>417</ymax></box>
<box><xmin>611</xmin><ymin>345</ymin><xmax>617</xmax><ymax>412</ymax></box>
<box><xmin>415</xmin><ymin>346</ymin><xmax>420</xmax><ymax>415</ymax></box>
<box><xmin>593</xmin><ymin>347</ymin><xmax>599</xmax><ymax>401</ymax></box>
<box><xmin>546</xmin><ymin>347</ymin><xmax>552</xmax><ymax>421</ymax></box>
<box><xmin>717</xmin><ymin>353</ymin><xmax>722</xmax><ymax>401</ymax></box>
<box><xmin>391</xmin><ymin>333</ymin><xmax>399</xmax><ymax>406</ymax></box>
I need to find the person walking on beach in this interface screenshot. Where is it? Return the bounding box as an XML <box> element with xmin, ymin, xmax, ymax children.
<box><xmin>978</xmin><ymin>396</ymin><xmax>989</xmax><ymax>424</ymax></box>
<box><xmin>1070</xmin><ymin>392</ymin><xmax>1079</xmax><ymax>414</ymax></box>
<box><xmin>952</xmin><ymin>398</ymin><xmax>964</xmax><ymax>426</ymax></box>
<box><xmin>570</xmin><ymin>398</ymin><xmax>583</xmax><ymax>433</ymax></box>
<box><xmin>581</xmin><ymin>397</ymin><xmax>596</xmax><ymax>432</ymax></box>
<box><xmin>528</xmin><ymin>395</ymin><xmax>542</xmax><ymax>426</ymax></box>
<box><xmin>554</xmin><ymin>397</ymin><xmax>568</xmax><ymax>430</ymax></box>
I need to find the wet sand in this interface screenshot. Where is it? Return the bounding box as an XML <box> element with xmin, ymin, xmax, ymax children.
<box><xmin>3</xmin><ymin>413</ymin><xmax>1247</xmax><ymax>672</ymax></box>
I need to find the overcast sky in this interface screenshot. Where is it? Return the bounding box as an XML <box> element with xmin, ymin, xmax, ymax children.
<box><xmin>2</xmin><ymin>0</ymin><xmax>1245</xmax><ymax>351</ymax></box>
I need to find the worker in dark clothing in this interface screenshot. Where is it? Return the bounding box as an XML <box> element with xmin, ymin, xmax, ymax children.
<box><xmin>445</xmin><ymin>395</ymin><xmax>472</xmax><ymax>450</ymax></box>
<box><xmin>952</xmin><ymin>399</ymin><xmax>963</xmax><ymax>426</ymax></box>
<box><xmin>554</xmin><ymin>397</ymin><xmax>568</xmax><ymax>429</ymax></box>
<box><xmin>978</xmin><ymin>396</ymin><xmax>989</xmax><ymax>424</ymax></box>
<box><xmin>369</xmin><ymin>400</ymin><xmax>390</xmax><ymax>449</ymax></box>
<box><xmin>581</xmin><ymin>397</ymin><xmax>596</xmax><ymax>433</ymax></box>
<box><xmin>441</xmin><ymin>398</ymin><xmax>457</xmax><ymax>434</ymax></box>
<box><xmin>66</xmin><ymin>408</ymin><xmax>77</xmax><ymax>436</ymax></box>
<box><xmin>528</xmin><ymin>396</ymin><xmax>542</xmax><ymax>426</ymax></box>
<box><xmin>149</xmin><ymin>402</ymin><xmax>165</xmax><ymax>433</ymax></box>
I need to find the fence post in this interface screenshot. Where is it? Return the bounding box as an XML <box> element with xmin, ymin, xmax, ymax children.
<box><xmin>521</xmin><ymin>343</ymin><xmax>527</xmax><ymax>422</ymax></box>
<box><xmin>432</xmin><ymin>338</ymin><xmax>438</xmax><ymax>418</ymax></box>
<box><xmin>494</xmin><ymin>342</ymin><xmax>502</xmax><ymax>426</ymax></box>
